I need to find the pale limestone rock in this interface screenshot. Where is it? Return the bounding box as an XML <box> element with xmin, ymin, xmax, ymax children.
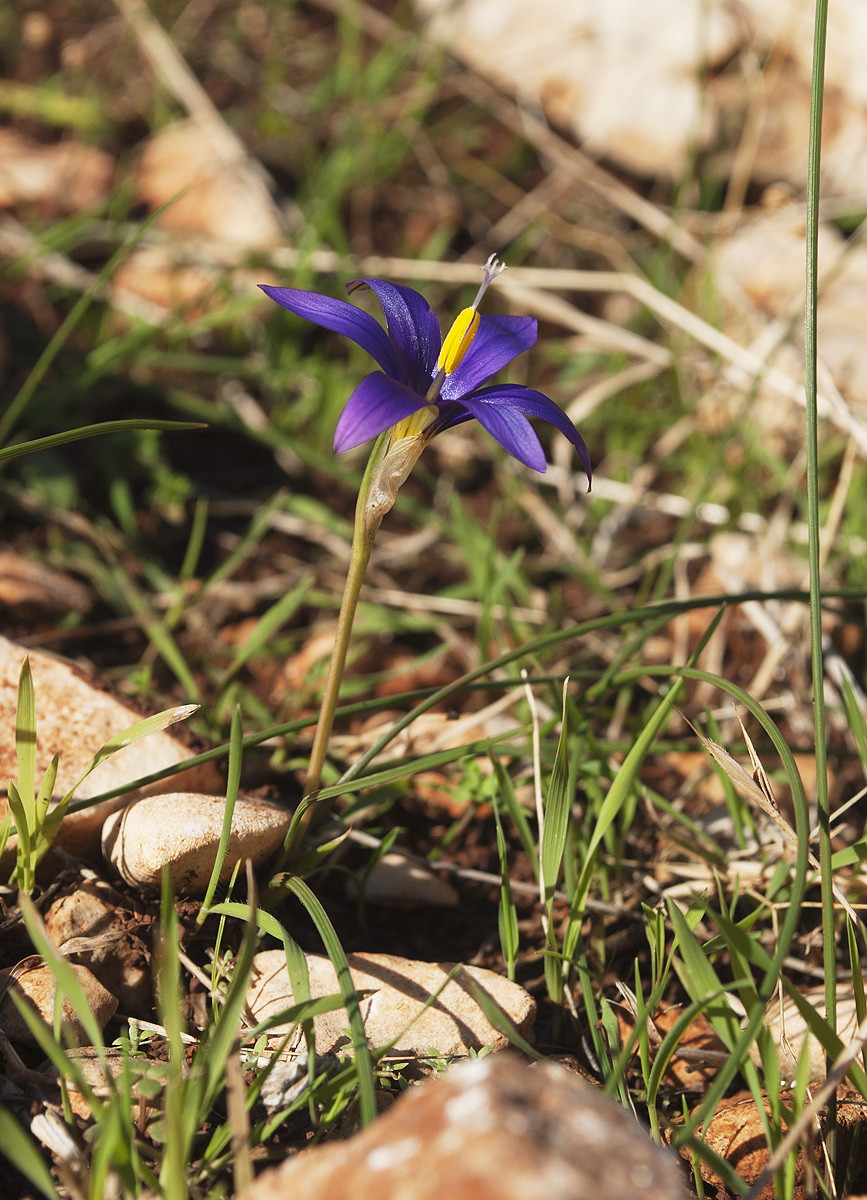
<box><xmin>246</xmin><ymin>950</ymin><xmax>535</xmax><ymax>1061</ymax></box>
<box><xmin>414</xmin><ymin>0</ymin><xmax>867</xmax><ymax>196</ymax></box>
<box><xmin>45</xmin><ymin>1046</ymin><xmax>169</xmax><ymax>1121</ymax></box>
<box><xmin>0</xmin><ymin>635</ymin><xmax>221</xmax><ymax>869</ymax></box>
<box><xmin>237</xmin><ymin>1055</ymin><xmax>688</xmax><ymax>1200</ymax></box>
<box><xmin>136</xmin><ymin>119</ymin><xmax>282</xmax><ymax>248</ymax></box>
<box><xmin>415</xmin><ymin>0</ymin><xmax>742</xmax><ymax>178</ymax></box>
<box><xmin>736</xmin><ymin>0</ymin><xmax>867</xmax><ymax>195</ymax></box>
<box><xmin>714</xmin><ymin>211</ymin><xmax>867</xmax><ymax>411</ymax></box>
<box><xmin>0</xmin><ymin>961</ymin><xmax>117</xmax><ymax>1047</ymax></box>
<box><xmin>347</xmin><ymin>852</ymin><xmax>459</xmax><ymax>908</ymax></box>
<box><xmin>0</xmin><ymin>129</ymin><xmax>114</xmax><ymax>215</ymax></box>
<box><xmin>101</xmin><ymin>792</ymin><xmax>291</xmax><ymax>895</ymax></box>
<box><xmin>0</xmin><ymin>552</ymin><xmax>91</xmax><ymax>613</ymax></box>
<box><xmin>45</xmin><ymin>880</ymin><xmax>151</xmax><ymax>1014</ymax></box>
<box><xmin>750</xmin><ymin>985</ymin><xmax>861</xmax><ymax>1086</ymax></box>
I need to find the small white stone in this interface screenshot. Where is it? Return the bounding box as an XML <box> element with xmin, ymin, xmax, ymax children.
<box><xmin>749</xmin><ymin>984</ymin><xmax>862</xmax><ymax>1085</ymax></box>
<box><xmin>101</xmin><ymin>792</ymin><xmax>291</xmax><ymax>895</ymax></box>
<box><xmin>0</xmin><ymin>961</ymin><xmax>117</xmax><ymax>1047</ymax></box>
<box><xmin>246</xmin><ymin>950</ymin><xmax>535</xmax><ymax>1061</ymax></box>
<box><xmin>346</xmin><ymin>852</ymin><xmax>459</xmax><ymax>908</ymax></box>
<box><xmin>0</xmin><ymin>635</ymin><xmax>221</xmax><ymax>872</ymax></box>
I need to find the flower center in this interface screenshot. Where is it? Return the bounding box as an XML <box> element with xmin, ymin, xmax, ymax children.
<box><xmin>426</xmin><ymin>254</ymin><xmax>506</xmax><ymax>404</ymax></box>
<box><xmin>387</xmin><ymin>404</ymin><xmax>437</xmax><ymax>448</ymax></box>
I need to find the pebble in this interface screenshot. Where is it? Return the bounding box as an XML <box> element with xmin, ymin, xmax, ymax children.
<box><xmin>672</xmin><ymin>1088</ymin><xmax>867</xmax><ymax>1200</ymax></box>
<box><xmin>0</xmin><ymin>635</ymin><xmax>221</xmax><ymax>870</ymax></box>
<box><xmin>45</xmin><ymin>880</ymin><xmax>151</xmax><ymax>1014</ymax></box>
<box><xmin>0</xmin><ymin>960</ymin><xmax>117</xmax><ymax>1047</ymax></box>
<box><xmin>246</xmin><ymin>950</ymin><xmax>535</xmax><ymax>1061</ymax></box>
<box><xmin>59</xmin><ymin>1045</ymin><xmax>170</xmax><ymax>1122</ymax></box>
<box><xmin>749</xmin><ymin>984</ymin><xmax>861</xmax><ymax>1085</ymax></box>
<box><xmin>101</xmin><ymin>792</ymin><xmax>291</xmax><ymax>895</ymax></box>
<box><xmin>238</xmin><ymin>1054</ymin><xmax>689</xmax><ymax>1200</ymax></box>
<box><xmin>346</xmin><ymin>852</ymin><xmax>459</xmax><ymax>908</ymax></box>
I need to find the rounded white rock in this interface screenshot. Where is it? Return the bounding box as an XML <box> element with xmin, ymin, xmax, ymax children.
<box><xmin>246</xmin><ymin>950</ymin><xmax>536</xmax><ymax>1060</ymax></box>
<box><xmin>102</xmin><ymin>792</ymin><xmax>292</xmax><ymax>895</ymax></box>
<box><xmin>346</xmin><ymin>852</ymin><xmax>459</xmax><ymax>908</ymax></box>
<box><xmin>0</xmin><ymin>961</ymin><xmax>118</xmax><ymax>1047</ymax></box>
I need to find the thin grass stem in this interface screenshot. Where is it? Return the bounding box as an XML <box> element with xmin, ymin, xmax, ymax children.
<box><xmin>804</xmin><ymin>0</ymin><xmax>834</xmax><ymax>1163</ymax></box>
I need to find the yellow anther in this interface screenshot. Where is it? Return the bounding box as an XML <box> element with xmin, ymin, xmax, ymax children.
<box><xmin>437</xmin><ymin>307</ymin><xmax>480</xmax><ymax>375</ymax></box>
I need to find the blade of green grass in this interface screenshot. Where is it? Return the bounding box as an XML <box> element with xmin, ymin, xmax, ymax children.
<box><xmin>199</xmin><ymin>706</ymin><xmax>244</xmax><ymax>918</ymax></box>
<box><xmin>0</xmin><ymin>420</ymin><xmax>205</xmax><ymax>464</ymax></box>
<box><xmin>74</xmin><ymin>590</ymin><xmax>847</xmax><ymax>814</ymax></box>
<box><xmin>0</xmin><ymin>201</ymin><xmax>185</xmax><ymax>446</ymax></box>
<box><xmin>803</xmin><ymin>0</ymin><xmax>835</xmax><ymax>1118</ymax></box>
<box><xmin>13</xmin><ymin>659</ymin><xmax>36</xmax><ymax>825</ymax></box>
<box><xmin>491</xmin><ymin>793</ymin><xmax>519</xmax><ymax>982</ymax></box>
<box><xmin>280</xmin><ymin>877</ymin><xmax>377</xmax><ymax>1127</ymax></box>
<box><xmin>0</xmin><ymin>1106</ymin><xmax>61</xmax><ymax>1200</ymax></box>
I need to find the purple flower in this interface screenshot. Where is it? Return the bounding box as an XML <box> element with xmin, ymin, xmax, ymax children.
<box><xmin>259</xmin><ymin>258</ymin><xmax>591</xmax><ymax>479</ymax></box>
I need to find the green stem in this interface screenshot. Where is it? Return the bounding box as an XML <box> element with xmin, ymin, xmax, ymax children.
<box><xmin>805</xmin><ymin>0</ymin><xmax>831</xmax><ymax>1004</ymax></box>
<box><xmin>805</xmin><ymin>0</ymin><xmax>834</xmax><ymax>1161</ymax></box>
<box><xmin>304</xmin><ymin>537</ymin><xmax>372</xmax><ymax>797</ymax></box>
<box><xmin>287</xmin><ymin>433</ymin><xmax>388</xmax><ymax>852</ymax></box>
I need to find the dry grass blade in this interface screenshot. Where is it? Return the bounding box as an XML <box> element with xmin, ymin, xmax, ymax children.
<box><xmin>688</xmin><ymin>714</ymin><xmax>865</xmax><ymax>938</ymax></box>
<box><xmin>112</xmin><ymin>0</ymin><xmax>272</xmax><ymax>181</ymax></box>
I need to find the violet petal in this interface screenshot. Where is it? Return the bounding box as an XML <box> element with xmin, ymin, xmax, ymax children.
<box><xmin>459</xmin><ymin>398</ymin><xmax>547</xmax><ymax>472</ymax></box>
<box><xmin>349</xmin><ymin>279</ymin><xmax>441</xmax><ymax>392</ymax></box>
<box><xmin>260</xmin><ymin>285</ymin><xmax>399</xmax><ymax>379</ymax></box>
<box><xmin>333</xmin><ymin>372</ymin><xmax>430</xmax><ymax>453</ymax></box>
<box><xmin>440</xmin><ymin>315</ymin><xmax>537</xmax><ymax>400</ymax></box>
<box><xmin>470</xmin><ymin>384</ymin><xmax>593</xmax><ymax>483</ymax></box>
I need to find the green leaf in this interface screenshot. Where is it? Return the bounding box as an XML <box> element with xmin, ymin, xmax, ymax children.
<box><xmin>14</xmin><ymin>658</ymin><xmax>37</xmax><ymax>826</ymax></box>
<box><xmin>197</xmin><ymin>877</ymin><xmax>260</xmax><ymax>1116</ymax></box>
<box><xmin>7</xmin><ymin>781</ymin><xmax>32</xmax><ymax>891</ymax></box>
<box><xmin>492</xmin><ymin>795</ymin><xmax>519</xmax><ymax>980</ymax></box>
<box><xmin>280</xmin><ymin>877</ymin><xmax>378</xmax><ymax>1127</ymax></box>
<box><xmin>840</xmin><ymin>671</ymin><xmax>867</xmax><ymax>780</ymax></box>
<box><xmin>156</xmin><ymin>872</ymin><xmax>189</xmax><ymax>1200</ymax></box>
<box><xmin>565</xmin><ymin>678</ymin><xmax>680</xmax><ymax>941</ymax></box>
<box><xmin>34</xmin><ymin>754</ymin><xmax>59</xmax><ymax>827</ymax></box>
<box><xmin>61</xmin><ymin>703</ymin><xmax>199</xmax><ymax>805</ymax></box>
<box><xmin>667</xmin><ymin>901</ymin><xmax>743</xmax><ymax>1052</ymax></box>
<box><xmin>313</xmin><ymin>730</ymin><xmax>527</xmax><ymax>803</ymax></box>
<box><xmin>540</xmin><ymin>680</ymin><xmax>571</xmax><ymax>901</ymax></box>
<box><xmin>465</xmin><ymin>980</ymin><xmax>541</xmax><ymax>1060</ymax></box>
<box><xmin>0</xmin><ymin>1105</ymin><xmax>60</xmax><ymax>1199</ymax></box>
<box><xmin>0</xmin><ymin>420</ymin><xmax>206</xmax><ymax>463</ymax></box>
<box><xmin>199</xmin><ymin>706</ymin><xmax>243</xmax><ymax>916</ymax></box>
<box><xmin>0</xmin><ymin>811</ymin><xmax>11</xmax><ymax>859</ymax></box>
<box><xmin>248</xmin><ymin>993</ymin><xmax>351</xmax><ymax>1038</ymax></box>
<box><xmin>490</xmin><ymin>749</ymin><xmax>537</xmax><ymax>878</ymax></box>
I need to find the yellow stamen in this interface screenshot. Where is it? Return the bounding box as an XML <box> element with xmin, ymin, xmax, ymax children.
<box><xmin>387</xmin><ymin>404</ymin><xmax>436</xmax><ymax>448</ymax></box>
<box><xmin>437</xmin><ymin>307</ymin><xmax>480</xmax><ymax>375</ymax></box>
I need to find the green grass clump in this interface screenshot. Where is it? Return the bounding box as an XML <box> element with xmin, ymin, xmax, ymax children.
<box><xmin>4</xmin><ymin>0</ymin><xmax>867</xmax><ymax>1196</ymax></box>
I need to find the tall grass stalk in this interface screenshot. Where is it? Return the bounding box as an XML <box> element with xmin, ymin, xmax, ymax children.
<box><xmin>804</xmin><ymin>0</ymin><xmax>834</xmax><ymax>1063</ymax></box>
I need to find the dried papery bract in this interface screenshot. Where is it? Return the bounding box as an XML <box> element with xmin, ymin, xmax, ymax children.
<box><xmin>364</xmin><ymin>426</ymin><xmax>431</xmax><ymax>535</ymax></box>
